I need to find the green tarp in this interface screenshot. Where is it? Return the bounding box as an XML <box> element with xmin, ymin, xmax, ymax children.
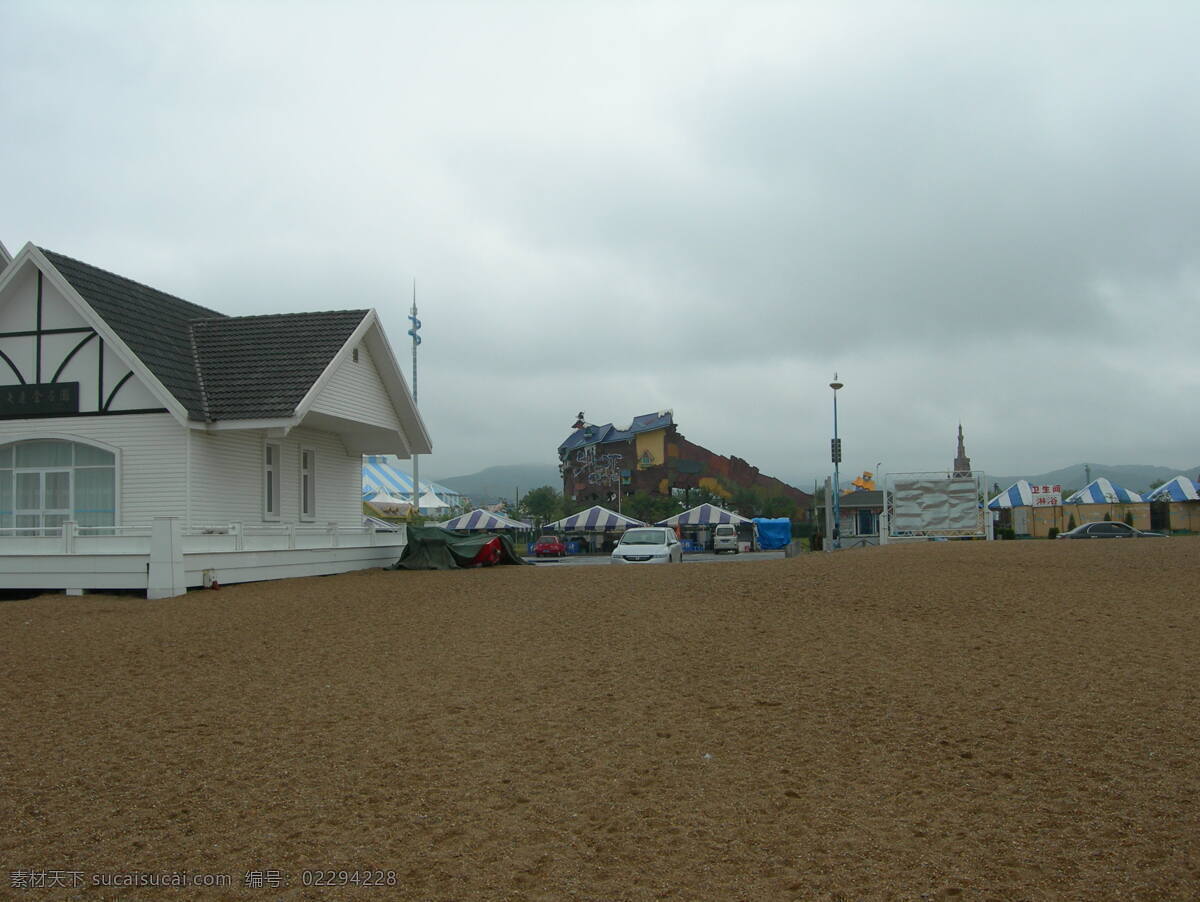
<box><xmin>390</xmin><ymin>526</ymin><xmax>531</xmax><ymax>570</ymax></box>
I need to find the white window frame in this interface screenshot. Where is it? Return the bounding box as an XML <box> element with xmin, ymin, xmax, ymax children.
<box><xmin>264</xmin><ymin>442</ymin><xmax>281</xmax><ymax>521</ymax></box>
<box><xmin>13</xmin><ymin>469</ymin><xmax>72</xmax><ymax>535</ymax></box>
<box><xmin>299</xmin><ymin>447</ymin><xmax>316</xmax><ymax>521</ymax></box>
<box><xmin>0</xmin><ymin>436</ymin><xmax>120</xmax><ymax>534</ymax></box>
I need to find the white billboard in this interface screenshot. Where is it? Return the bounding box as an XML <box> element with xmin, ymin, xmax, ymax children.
<box><xmin>884</xmin><ymin>471</ymin><xmax>989</xmax><ymax>540</ymax></box>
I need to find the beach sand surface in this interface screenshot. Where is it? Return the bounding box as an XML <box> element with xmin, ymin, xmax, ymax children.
<box><xmin>2</xmin><ymin>539</ymin><xmax>1197</xmax><ymax>900</ymax></box>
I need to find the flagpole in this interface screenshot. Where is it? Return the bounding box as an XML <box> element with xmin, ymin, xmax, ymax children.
<box><xmin>409</xmin><ymin>281</ymin><xmax>421</xmax><ymax>513</ymax></box>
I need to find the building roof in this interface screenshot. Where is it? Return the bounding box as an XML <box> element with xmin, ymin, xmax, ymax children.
<box><xmin>559</xmin><ymin>409</ymin><xmax>674</xmax><ymax>453</ymax></box>
<box><xmin>837</xmin><ymin>490</ymin><xmax>883</xmax><ymax>509</ymax></box>
<box><xmin>191</xmin><ymin>310</ymin><xmax>367</xmax><ymax>419</ymax></box>
<box><xmin>40</xmin><ymin>248</ymin><xmax>368</xmax><ymax>423</ymax></box>
<box><xmin>42</xmin><ymin>248</ymin><xmax>224</xmax><ymax>418</ymax></box>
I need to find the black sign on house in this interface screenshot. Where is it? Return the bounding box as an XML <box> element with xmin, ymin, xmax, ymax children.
<box><xmin>0</xmin><ymin>382</ymin><xmax>80</xmax><ymax>418</ymax></box>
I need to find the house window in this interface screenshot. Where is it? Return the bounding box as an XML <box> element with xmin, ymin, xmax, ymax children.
<box><xmin>300</xmin><ymin>448</ymin><xmax>316</xmax><ymax>521</ymax></box>
<box><xmin>0</xmin><ymin>439</ymin><xmax>116</xmax><ymax>534</ymax></box>
<box><xmin>264</xmin><ymin>443</ymin><xmax>281</xmax><ymax>520</ymax></box>
<box><xmin>352</xmin><ymin>347</ymin><xmax>359</xmax><ymax>363</ymax></box>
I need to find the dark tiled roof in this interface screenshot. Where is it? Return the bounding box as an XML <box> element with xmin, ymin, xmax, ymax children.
<box><xmin>838</xmin><ymin>490</ymin><xmax>883</xmax><ymax>509</ymax></box>
<box><xmin>42</xmin><ymin>248</ymin><xmax>367</xmax><ymax>421</ymax></box>
<box><xmin>191</xmin><ymin>311</ymin><xmax>367</xmax><ymax>419</ymax></box>
<box><xmin>559</xmin><ymin>410</ymin><xmax>675</xmax><ymax>453</ymax></box>
<box><xmin>42</xmin><ymin>248</ymin><xmax>224</xmax><ymax>417</ymax></box>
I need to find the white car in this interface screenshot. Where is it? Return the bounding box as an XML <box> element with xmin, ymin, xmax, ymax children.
<box><xmin>610</xmin><ymin>527</ymin><xmax>683</xmax><ymax>564</ymax></box>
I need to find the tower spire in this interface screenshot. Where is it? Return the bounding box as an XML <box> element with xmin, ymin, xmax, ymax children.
<box><xmin>953</xmin><ymin>423</ymin><xmax>972</xmax><ymax>477</ymax></box>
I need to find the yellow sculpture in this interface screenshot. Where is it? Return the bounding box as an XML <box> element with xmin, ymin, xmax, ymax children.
<box><xmin>850</xmin><ymin>470</ymin><xmax>875</xmax><ymax>492</ymax></box>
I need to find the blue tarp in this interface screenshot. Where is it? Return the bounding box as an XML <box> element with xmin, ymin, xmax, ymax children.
<box><xmin>752</xmin><ymin>517</ymin><xmax>792</xmax><ymax>550</ymax></box>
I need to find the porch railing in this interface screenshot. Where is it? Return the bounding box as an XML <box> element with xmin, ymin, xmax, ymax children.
<box><xmin>0</xmin><ymin>520</ymin><xmax>406</xmax><ymax>555</ymax></box>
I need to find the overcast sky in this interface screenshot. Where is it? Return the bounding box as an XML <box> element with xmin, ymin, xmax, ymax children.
<box><xmin>3</xmin><ymin>1</ymin><xmax>1198</xmax><ymax>487</ymax></box>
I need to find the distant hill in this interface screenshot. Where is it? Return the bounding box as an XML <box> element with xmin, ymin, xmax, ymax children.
<box><xmin>985</xmin><ymin>462</ymin><xmax>1200</xmax><ymax>495</ymax></box>
<box><xmin>439</xmin><ymin>460</ymin><xmax>1200</xmax><ymax>504</ymax></box>
<box><xmin>437</xmin><ymin>463</ymin><xmax>561</xmax><ymax>506</ymax></box>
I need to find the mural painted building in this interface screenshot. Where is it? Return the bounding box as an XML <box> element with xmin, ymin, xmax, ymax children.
<box><xmin>558</xmin><ymin>410</ymin><xmax>812</xmax><ymax>516</ymax></box>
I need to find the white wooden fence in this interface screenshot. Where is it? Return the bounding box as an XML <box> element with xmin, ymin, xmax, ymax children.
<box><xmin>0</xmin><ymin>518</ymin><xmax>408</xmax><ymax>598</ymax></box>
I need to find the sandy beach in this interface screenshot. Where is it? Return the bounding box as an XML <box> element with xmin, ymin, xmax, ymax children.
<box><xmin>2</xmin><ymin>538</ymin><xmax>1197</xmax><ymax>900</ymax></box>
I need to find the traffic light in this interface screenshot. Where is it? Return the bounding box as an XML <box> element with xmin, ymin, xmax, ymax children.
<box><xmin>831</xmin><ymin>438</ymin><xmax>842</xmax><ymax>463</ymax></box>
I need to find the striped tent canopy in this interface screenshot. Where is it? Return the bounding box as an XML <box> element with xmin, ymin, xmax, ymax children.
<box><xmin>438</xmin><ymin>509</ymin><xmax>532</xmax><ymax>531</ymax></box>
<box><xmin>987</xmin><ymin>480</ymin><xmax>1036</xmax><ymax>510</ymax></box>
<box><xmin>365</xmin><ymin>491</ymin><xmax>410</xmax><ymax>514</ymax></box>
<box><xmin>656</xmin><ymin>503</ymin><xmax>752</xmax><ymax>526</ymax></box>
<box><xmin>366</xmin><ymin>490</ymin><xmax>401</xmax><ymax>504</ymax></box>
<box><xmin>1064</xmin><ymin>478</ymin><xmax>1143</xmax><ymax>504</ymax></box>
<box><xmin>1144</xmin><ymin>475</ymin><xmax>1200</xmax><ymax>502</ymax></box>
<box><xmin>362</xmin><ymin>455</ymin><xmax>464</xmax><ymax>508</ymax></box>
<box><xmin>543</xmin><ymin>505</ymin><xmax>646</xmax><ymax>532</ymax></box>
<box><xmin>417</xmin><ymin>490</ymin><xmax>448</xmax><ymax>510</ymax></box>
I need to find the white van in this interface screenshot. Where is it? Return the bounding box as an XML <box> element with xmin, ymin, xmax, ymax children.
<box><xmin>713</xmin><ymin>523</ymin><xmax>739</xmax><ymax>554</ymax></box>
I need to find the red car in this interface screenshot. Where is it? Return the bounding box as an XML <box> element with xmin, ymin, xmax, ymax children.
<box><xmin>533</xmin><ymin>534</ymin><xmax>567</xmax><ymax>557</ymax></box>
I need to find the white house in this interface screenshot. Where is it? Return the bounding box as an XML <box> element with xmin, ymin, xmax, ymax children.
<box><xmin>0</xmin><ymin>242</ymin><xmax>431</xmax><ymax>596</ymax></box>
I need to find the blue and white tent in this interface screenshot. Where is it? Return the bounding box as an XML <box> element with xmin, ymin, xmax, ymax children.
<box><xmin>987</xmin><ymin>480</ymin><xmax>1036</xmax><ymax>510</ymax></box>
<box><xmin>1144</xmin><ymin>476</ymin><xmax>1200</xmax><ymax>502</ymax></box>
<box><xmin>543</xmin><ymin>505</ymin><xmax>646</xmax><ymax>532</ymax></box>
<box><xmin>365</xmin><ymin>490</ymin><xmax>410</xmax><ymax>514</ymax></box>
<box><xmin>1065</xmin><ymin>478</ymin><xmax>1143</xmax><ymax>504</ymax></box>
<box><xmin>362</xmin><ymin>455</ymin><xmax>464</xmax><ymax>510</ymax></box>
<box><xmin>438</xmin><ymin>509</ymin><xmax>531</xmax><ymax>531</ymax></box>
<box><xmin>656</xmin><ymin>503</ymin><xmax>752</xmax><ymax>526</ymax></box>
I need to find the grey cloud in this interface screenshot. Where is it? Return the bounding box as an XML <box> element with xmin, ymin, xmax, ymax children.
<box><xmin>3</xmin><ymin>2</ymin><xmax>1199</xmax><ymax>482</ymax></box>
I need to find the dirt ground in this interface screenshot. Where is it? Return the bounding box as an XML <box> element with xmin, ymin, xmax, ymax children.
<box><xmin>1</xmin><ymin>539</ymin><xmax>1198</xmax><ymax>901</ymax></box>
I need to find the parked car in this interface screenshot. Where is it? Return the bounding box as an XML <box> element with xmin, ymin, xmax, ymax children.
<box><xmin>712</xmin><ymin>523</ymin><xmax>739</xmax><ymax>554</ymax></box>
<box><xmin>1056</xmin><ymin>522</ymin><xmax>1165</xmax><ymax>539</ymax></box>
<box><xmin>610</xmin><ymin>527</ymin><xmax>683</xmax><ymax>564</ymax></box>
<box><xmin>533</xmin><ymin>534</ymin><xmax>567</xmax><ymax>557</ymax></box>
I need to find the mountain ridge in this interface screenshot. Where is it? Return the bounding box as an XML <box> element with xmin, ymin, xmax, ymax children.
<box><xmin>432</xmin><ymin>461</ymin><xmax>1200</xmax><ymax>504</ymax></box>
<box><xmin>435</xmin><ymin>463</ymin><xmax>561</xmax><ymax>505</ymax></box>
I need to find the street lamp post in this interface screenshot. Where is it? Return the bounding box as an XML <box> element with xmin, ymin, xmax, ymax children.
<box><xmin>830</xmin><ymin>374</ymin><xmax>844</xmax><ymax>550</ymax></box>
